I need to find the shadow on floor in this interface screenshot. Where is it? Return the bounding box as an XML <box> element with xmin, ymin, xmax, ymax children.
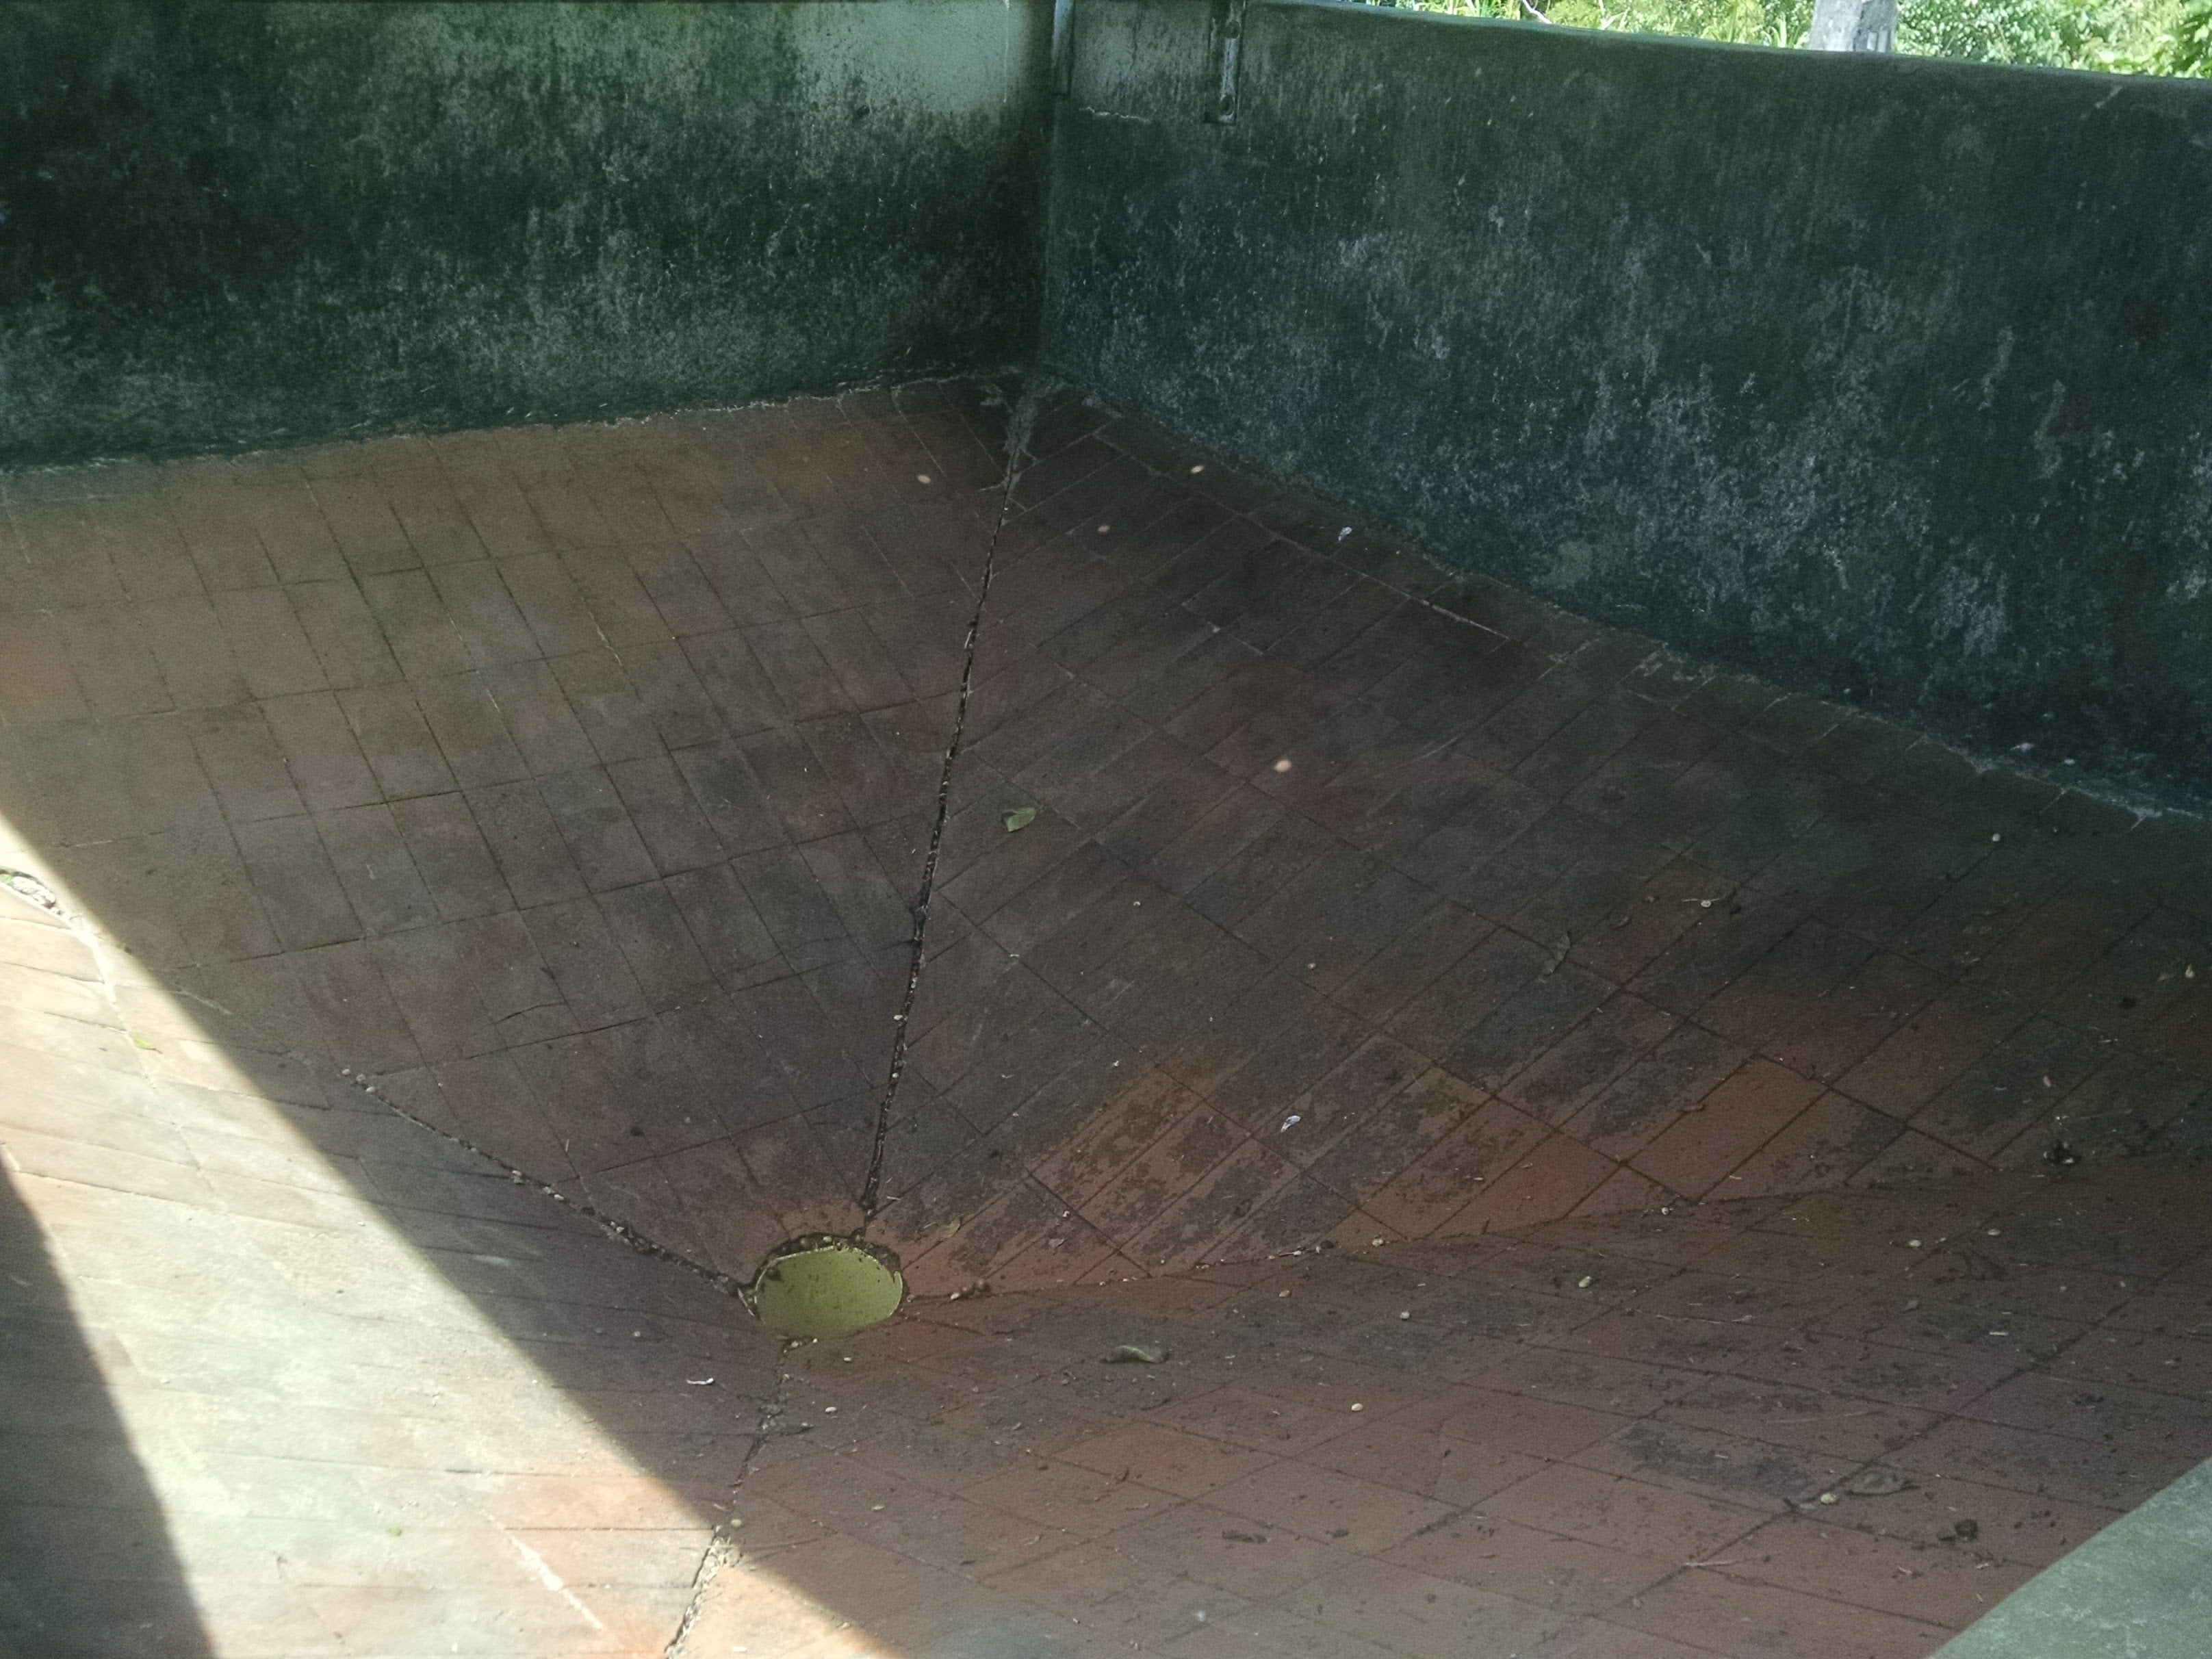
<box><xmin>3</xmin><ymin>382</ymin><xmax>2211</xmax><ymax>1658</ymax></box>
<box><xmin>0</xmin><ymin>859</ymin><xmax>782</xmax><ymax>1655</ymax></box>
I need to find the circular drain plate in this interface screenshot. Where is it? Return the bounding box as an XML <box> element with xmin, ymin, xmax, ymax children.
<box><xmin>749</xmin><ymin>1237</ymin><xmax>903</xmax><ymax>1339</ymax></box>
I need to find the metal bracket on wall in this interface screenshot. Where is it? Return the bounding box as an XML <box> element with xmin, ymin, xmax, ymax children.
<box><xmin>1205</xmin><ymin>0</ymin><xmax>1248</xmax><ymax>124</ymax></box>
<box><xmin>1051</xmin><ymin>0</ymin><xmax>1075</xmax><ymax>95</ymax></box>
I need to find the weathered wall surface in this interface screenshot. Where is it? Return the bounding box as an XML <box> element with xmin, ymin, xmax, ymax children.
<box><xmin>0</xmin><ymin>1</ymin><xmax>1049</xmax><ymax>465</ymax></box>
<box><xmin>1044</xmin><ymin>0</ymin><xmax>2212</xmax><ymax>809</ymax></box>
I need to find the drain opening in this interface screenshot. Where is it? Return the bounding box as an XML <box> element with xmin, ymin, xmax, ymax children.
<box><xmin>747</xmin><ymin>1236</ymin><xmax>903</xmax><ymax>1340</ymax></box>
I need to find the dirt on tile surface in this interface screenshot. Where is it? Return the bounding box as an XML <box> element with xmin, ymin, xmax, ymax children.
<box><xmin>688</xmin><ymin>1163</ymin><xmax>2212</xmax><ymax>1659</ymax></box>
<box><xmin>4</xmin><ymin>381</ymin><xmax>2211</xmax><ymax>1656</ymax></box>
<box><xmin>3</xmin><ymin>381</ymin><xmax>2208</xmax><ymax>1306</ymax></box>
<box><xmin>3</xmin><ymin>832</ymin><xmax>2209</xmax><ymax>1656</ymax></box>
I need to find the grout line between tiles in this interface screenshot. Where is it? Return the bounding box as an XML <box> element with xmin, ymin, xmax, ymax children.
<box><xmin>858</xmin><ymin>380</ymin><xmax>1042</xmax><ymax>1222</ymax></box>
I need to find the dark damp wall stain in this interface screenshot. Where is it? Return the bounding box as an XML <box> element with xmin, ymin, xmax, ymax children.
<box><xmin>1043</xmin><ymin>0</ymin><xmax>2212</xmax><ymax>810</ymax></box>
<box><xmin>0</xmin><ymin>0</ymin><xmax>1051</xmax><ymax>464</ymax></box>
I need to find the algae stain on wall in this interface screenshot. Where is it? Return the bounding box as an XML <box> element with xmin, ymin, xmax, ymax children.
<box><xmin>1044</xmin><ymin>0</ymin><xmax>2212</xmax><ymax>808</ymax></box>
<box><xmin>0</xmin><ymin>0</ymin><xmax>1051</xmax><ymax>465</ymax></box>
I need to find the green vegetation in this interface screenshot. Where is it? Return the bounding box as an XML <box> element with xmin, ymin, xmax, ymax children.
<box><xmin>1373</xmin><ymin>0</ymin><xmax>2212</xmax><ymax>75</ymax></box>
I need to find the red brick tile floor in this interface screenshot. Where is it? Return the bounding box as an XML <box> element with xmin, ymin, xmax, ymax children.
<box><xmin>4</xmin><ymin>792</ymin><xmax>2210</xmax><ymax>1658</ymax></box>
<box><xmin>687</xmin><ymin>1163</ymin><xmax>2211</xmax><ymax>1659</ymax></box>
<box><xmin>4</xmin><ymin>379</ymin><xmax>2212</xmax><ymax>1656</ymax></box>
<box><xmin>4</xmin><ymin>378</ymin><xmax>2208</xmax><ymax>1309</ymax></box>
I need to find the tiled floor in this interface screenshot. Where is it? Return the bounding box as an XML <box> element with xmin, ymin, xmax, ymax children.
<box><xmin>737</xmin><ymin>1170</ymin><xmax>2211</xmax><ymax>1658</ymax></box>
<box><xmin>4</xmin><ymin>381</ymin><xmax>2212</xmax><ymax>1656</ymax></box>
<box><xmin>2</xmin><ymin>379</ymin><xmax>2207</xmax><ymax>1300</ymax></box>
<box><xmin>0</xmin><ymin>872</ymin><xmax>781</xmax><ymax>1658</ymax></box>
<box><xmin>0</xmin><ymin>385</ymin><xmax>1008</xmax><ymax>1283</ymax></box>
<box><xmin>7</xmin><ymin>847</ymin><xmax>2208</xmax><ymax>1656</ymax></box>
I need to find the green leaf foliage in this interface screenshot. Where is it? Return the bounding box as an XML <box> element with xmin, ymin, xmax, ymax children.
<box><xmin>1366</xmin><ymin>0</ymin><xmax>2212</xmax><ymax>75</ymax></box>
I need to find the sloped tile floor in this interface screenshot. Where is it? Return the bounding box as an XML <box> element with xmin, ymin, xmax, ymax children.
<box><xmin>5</xmin><ymin>856</ymin><xmax>2207</xmax><ymax>1658</ymax></box>
<box><xmin>3</xmin><ymin>379</ymin><xmax>2209</xmax><ymax>1300</ymax></box>
<box><xmin>3</xmin><ymin>380</ymin><xmax>2211</xmax><ymax>1656</ymax></box>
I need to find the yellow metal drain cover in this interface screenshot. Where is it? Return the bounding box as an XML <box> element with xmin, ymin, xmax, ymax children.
<box><xmin>749</xmin><ymin>1237</ymin><xmax>903</xmax><ymax>1340</ymax></box>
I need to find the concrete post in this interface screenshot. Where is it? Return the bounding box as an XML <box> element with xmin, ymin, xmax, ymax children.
<box><xmin>1806</xmin><ymin>0</ymin><xmax>1898</xmax><ymax>51</ymax></box>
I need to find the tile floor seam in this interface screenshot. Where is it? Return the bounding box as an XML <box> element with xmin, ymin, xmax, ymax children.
<box><xmin>662</xmin><ymin>1356</ymin><xmax>797</xmax><ymax>1659</ymax></box>
<box><xmin>858</xmin><ymin>383</ymin><xmax>1036</xmax><ymax>1222</ymax></box>
<box><xmin>16</xmin><ymin>864</ymin><xmax>763</xmax><ymax>1302</ymax></box>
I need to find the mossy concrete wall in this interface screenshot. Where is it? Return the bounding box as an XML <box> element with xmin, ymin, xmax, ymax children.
<box><xmin>10</xmin><ymin>0</ymin><xmax>2212</xmax><ymax>806</ymax></box>
<box><xmin>1044</xmin><ymin>0</ymin><xmax>2212</xmax><ymax>810</ymax></box>
<box><xmin>0</xmin><ymin>0</ymin><xmax>1049</xmax><ymax>464</ymax></box>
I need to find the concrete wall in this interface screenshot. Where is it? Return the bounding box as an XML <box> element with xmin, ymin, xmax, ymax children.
<box><xmin>1044</xmin><ymin>0</ymin><xmax>2212</xmax><ymax>810</ymax></box>
<box><xmin>10</xmin><ymin>0</ymin><xmax>2212</xmax><ymax>805</ymax></box>
<box><xmin>0</xmin><ymin>1</ymin><xmax>1050</xmax><ymax>465</ymax></box>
